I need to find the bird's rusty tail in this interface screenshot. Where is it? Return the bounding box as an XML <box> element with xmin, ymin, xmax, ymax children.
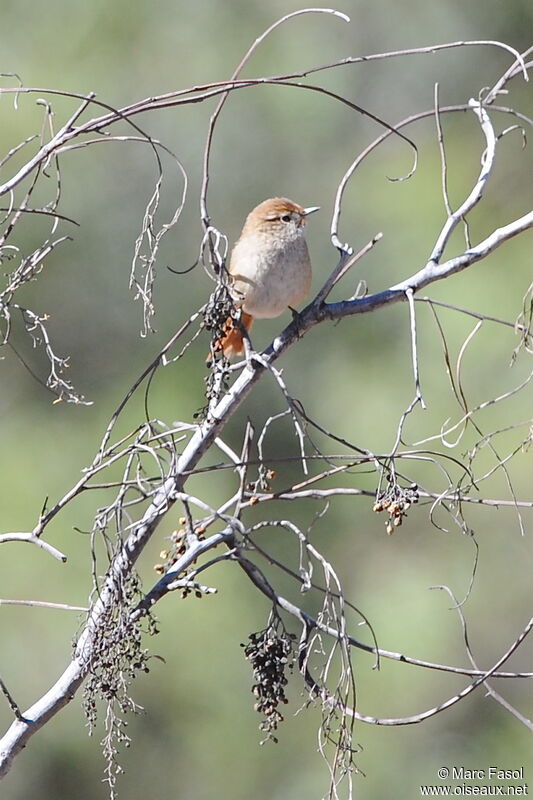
<box><xmin>211</xmin><ymin>312</ymin><xmax>254</xmax><ymax>359</ymax></box>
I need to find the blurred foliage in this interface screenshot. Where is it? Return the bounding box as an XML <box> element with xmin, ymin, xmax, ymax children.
<box><xmin>1</xmin><ymin>1</ymin><xmax>532</xmax><ymax>799</ymax></box>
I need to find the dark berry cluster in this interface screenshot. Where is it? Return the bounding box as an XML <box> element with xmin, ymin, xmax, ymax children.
<box><xmin>194</xmin><ymin>280</ymin><xmax>236</xmax><ymax>418</ymax></box>
<box><xmin>243</xmin><ymin>627</ymin><xmax>295</xmax><ymax>743</ymax></box>
<box><xmin>204</xmin><ymin>280</ymin><xmax>235</xmax><ymax>364</ymax></box>
<box><xmin>373</xmin><ymin>479</ymin><xmax>419</xmax><ymax>534</ymax></box>
<box><xmin>204</xmin><ymin>278</ymin><xmax>233</xmax><ymax>329</ymax></box>
<box><xmin>82</xmin><ymin>570</ymin><xmax>155</xmax><ymax>733</ymax></box>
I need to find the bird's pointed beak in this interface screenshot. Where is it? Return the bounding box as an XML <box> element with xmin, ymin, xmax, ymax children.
<box><xmin>302</xmin><ymin>206</ymin><xmax>320</xmax><ymax>216</ymax></box>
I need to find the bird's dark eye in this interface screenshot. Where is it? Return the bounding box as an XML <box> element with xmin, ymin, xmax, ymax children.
<box><xmin>280</xmin><ymin>213</ymin><xmax>292</xmax><ymax>223</ymax></box>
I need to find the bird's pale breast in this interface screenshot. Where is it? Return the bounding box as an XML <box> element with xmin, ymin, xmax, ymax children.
<box><xmin>229</xmin><ymin>232</ymin><xmax>312</xmax><ymax>318</ymax></box>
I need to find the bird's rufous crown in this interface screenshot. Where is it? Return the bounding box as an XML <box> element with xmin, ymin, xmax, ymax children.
<box><xmin>242</xmin><ymin>197</ymin><xmax>319</xmax><ymax>233</ymax></box>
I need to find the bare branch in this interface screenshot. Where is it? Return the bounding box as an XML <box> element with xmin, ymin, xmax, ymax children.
<box><xmin>0</xmin><ymin>532</ymin><xmax>66</xmax><ymax>562</ymax></box>
<box><xmin>0</xmin><ymin>599</ymin><xmax>87</xmax><ymax>611</ymax></box>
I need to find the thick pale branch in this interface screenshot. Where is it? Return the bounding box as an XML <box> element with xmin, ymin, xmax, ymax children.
<box><xmin>0</xmin><ymin>358</ymin><xmax>268</xmax><ymax>774</ymax></box>
<box><xmin>427</xmin><ymin>99</ymin><xmax>496</xmax><ymax>264</ymax></box>
<box><xmin>310</xmin><ymin>208</ymin><xmax>533</xmax><ymax>330</ymax></box>
<box><xmin>392</xmin><ymin>208</ymin><xmax>533</xmax><ymax>291</ymax></box>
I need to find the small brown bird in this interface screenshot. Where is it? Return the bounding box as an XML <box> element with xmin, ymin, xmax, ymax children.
<box><xmin>217</xmin><ymin>197</ymin><xmax>319</xmax><ymax>358</ymax></box>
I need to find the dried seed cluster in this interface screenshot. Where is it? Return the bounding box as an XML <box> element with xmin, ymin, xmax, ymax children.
<box><xmin>373</xmin><ymin>479</ymin><xmax>419</xmax><ymax>534</ymax></box>
<box><xmin>242</xmin><ymin>627</ymin><xmax>295</xmax><ymax>743</ymax></box>
<box><xmin>247</xmin><ymin>466</ymin><xmax>276</xmax><ymax>499</ymax></box>
<box><xmin>153</xmin><ymin>517</ymin><xmax>206</xmax><ymax>598</ymax></box>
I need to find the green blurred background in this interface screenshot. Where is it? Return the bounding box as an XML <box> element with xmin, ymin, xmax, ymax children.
<box><xmin>1</xmin><ymin>1</ymin><xmax>532</xmax><ymax>798</ymax></box>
